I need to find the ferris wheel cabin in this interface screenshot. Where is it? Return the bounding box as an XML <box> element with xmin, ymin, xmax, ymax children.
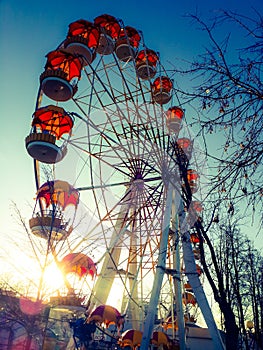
<box><xmin>115</xmin><ymin>26</ymin><xmax>141</xmax><ymax>62</ymax></box>
<box><xmin>40</xmin><ymin>49</ymin><xmax>82</xmax><ymax>101</ymax></box>
<box><xmin>152</xmin><ymin>76</ymin><xmax>173</xmax><ymax>105</ymax></box>
<box><xmin>63</xmin><ymin>19</ymin><xmax>100</xmax><ymax>65</ymax></box>
<box><xmin>29</xmin><ymin>180</ymin><xmax>79</xmax><ymax>241</ymax></box>
<box><xmin>25</xmin><ymin>132</ymin><xmax>67</xmax><ymax>164</ymax></box>
<box><xmin>29</xmin><ymin>214</ymin><xmax>73</xmax><ymax>241</ymax></box>
<box><xmin>94</xmin><ymin>14</ymin><xmax>121</xmax><ymax>55</ymax></box>
<box><xmin>135</xmin><ymin>49</ymin><xmax>159</xmax><ymax>80</ymax></box>
<box><xmin>166</xmin><ymin>106</ymin><xmax>184</xmax><ymax>134</ymax></box>
<box><xmin>186</xmin><ymin>169</ymin><xmax>200</xmax><ymax>194</ymax></box>
<box><xmin>177</xmin><ymin>137</ymin><xmax>193</xmax><ymax>161</ymax></box>
<box><xmin>25</xmin><ymin>105</ymin><xmax>73</xmax><ymax>164</ymax></box>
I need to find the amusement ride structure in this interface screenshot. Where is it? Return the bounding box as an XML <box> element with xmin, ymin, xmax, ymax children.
<box><xmin>23</xmin><ymin>14</ymin><xmax>226</xmax><ymax>350</ymax></box>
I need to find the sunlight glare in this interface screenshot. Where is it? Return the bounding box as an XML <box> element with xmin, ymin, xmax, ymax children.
<box><xmin>43</xmin><ymin>262</ymin><xmax>65</xmax><ymax>291</ymax></box>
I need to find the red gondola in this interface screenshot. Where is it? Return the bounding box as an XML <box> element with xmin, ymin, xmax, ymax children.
<box><xmin>36</xmin><ymin>180</ymin><xmax>79</xmax><ymax>209</ymax></box>
<box><xmin>29</xmin><ymin>180</ymin><xmax>79</xmax><ymax>241</ymax></box>
<box><xmin>166</xmin><ymin>106</ymin><xmax>184</xmax><ymax>134</ymax></box>
<box><xmin>151</xmin><ymin>76</ymin><xmax>173</xmax><ymax>105</ymax></box>
<box><xmin>88</xmin><ymin>304</ymin><xmax>124</xmax><ymax>328</ymax></box>
<box><xmin>188</xmin><ymin>200</ymin><xmax>203</xmax><ymax>228</ymax></box>
<box><xmin>177</xmin><ymin>137</ymin><xmax>193</xmax><ymax>160</ymax></box>
<box><xmin>40</xmin><ymin>49</ymin><xmax>83</xmax><ymax>101</ymax></box>
<box><xmin>119</xmin><ymin>329</ymin><xmax>143</xmax><ymax>348</ymax></box>
<box><xmin>190</xmin><ymin>232</ymin><xmax>200</xmax><ymax>244</ymax></box>
<box><xmin>64</xmin><ymin>19</ymin><xmax>100</xmax><ymax>65</ymax></box>
<box><xmin>192</xmin><ymin>201</ymin><xmax>203</xmax><ymax>213</ymax></box>
<box><xmin>135</xmin><ymin>49</ymin><xmax>159</xmax><ymax>80</ymax></box>
<box><xmin>186</xmin><ymin>169</ymin><xmax>199</xmax><ymax>194</ymax></box>
<box><xmin>60</xmin><ymin>253</ymin><xmax>97</xmax><ymax>279</ymax></box>
<box><xmin>151</xmin><ymin>331</ymin><xmax>170</xmax><ymax>347</ymax></box>
<box><xmin>115</xmin><ymin>26</ymin><xmax>141</xmax><ymax>62</ymax></box>
<box><xmin>25</xmin><ymin>105</ymin><xmax>73</xmax><ymax>164</ymax></box>
<box><xmin>94</xmin><ymin>14</ymin><xmax>121</xmax><ymax>55</ymax></box>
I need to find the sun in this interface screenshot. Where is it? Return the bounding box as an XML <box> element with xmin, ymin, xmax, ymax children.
<box><xmin>2</xmin><ymin>251</ymin><xmax>64</xmax><ymax>299</ymax></box>
<box><xmin>43</xmin><ymin>262</ymin><xmax>65</xmax><ymax>293</ymax></box>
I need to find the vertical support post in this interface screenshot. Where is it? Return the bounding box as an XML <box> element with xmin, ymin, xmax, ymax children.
<box><xmin>140</xmin><ymin>185</ymin><xmax>182</xmax><ymax>350</ymax></box>
<box><xmin>90</xmin><ymin>188</ymin><xmax>131</xmax><ymax>310</ymax></box>
<box><xmin>179</xmin><ymin>212</ymin><xmax>226</xmax><ymax>350</ymax></box>
<box><xmin>140</xmin><ymin>187</ymin><xmax>173</xmax><ymax>350</ymax></box>
<box><xmin>171</xmin><ymin>199</ymin><xmax>186</xmax><ymax>350</ymax></box>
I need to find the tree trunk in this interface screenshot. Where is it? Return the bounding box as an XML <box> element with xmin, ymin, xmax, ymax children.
<box><xmin>196</xmin><ymin>222</ymin><xmax>239</xmax><ymax>349</ymax></box>
<box><xmin>219</xmin><ymin>297</ymin><xmax>240</xmax><ymax>350</ymax></box>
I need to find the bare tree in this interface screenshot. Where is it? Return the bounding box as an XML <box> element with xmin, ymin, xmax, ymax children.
<box><xmin>169</xmin><ymin>12</ymin><xmax>263</xmax><ymax>347</ymax></box>
<box><xmin>193</xmin><ymin>217</ymin><xmax>239</xmax><ymax>349</ymax></box>
<box><xmin>172</xmin><ymin>9</ymin><xmax>263</xmax><ymax>231</ymax></box>
<box><xmin>187</xmin><ymin>204</ymin><xmax>263</xmax><ymax>350</ymax></box>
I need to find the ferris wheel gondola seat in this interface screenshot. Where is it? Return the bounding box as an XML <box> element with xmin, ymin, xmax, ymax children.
<box><xmin>25</xmin><ymin>105</ymin><xmax>72</xmax><ymax>163</ymax></box>
<box><xmin>40</xmin><ymin>70</ymin><xmax>77</xmax><ymax>101</ymax></box>
<box><xmin>135</xmin><ymin>49</ymin><xmax>159</xmax><ymax>80</ymax></box>
<box><xmin>64</xmin><ymin>19</ymin><xmax>99</xmax><ymax>65</ymax></box>
<box><xmin>61</xmin><ymin>253</ymin><xmax>97</xmax><ymax>279</ymax></box>
<box><xmin>166</xmin><ymin>106</ymin><xmax>184</xmax><ymax>134</ymax></box>
<box><xmin>119</xmin><ymin>329</ymin><xmax>143</xmax><ymax>348</ymax></box>
<box><xmin>94</xmin><ymin>14</ymin><xmax>121</xmax><ymax>39</ymax></box>
<box><xmin>88</xmin><ymin>304</ymin><xmax>124</xmax><ymax>330</ymax></box>
<box><xmin>40</xmin><ymin>49</ymin><xmax>82</xmax><ymax>101</ymax></box>
<box><xmin>95</xmin><ymin>33</ymin><xmax>115</xmax><ymax>55</ymax></box>
<box><xmin>36</xmin><ymin>180</ymin><xmax>80</xmax><ymax>210</ymax></box>
<box><xmin>136</xmin><ymin>62</ymin><xmax>157</xmax><ymax>80</ymax></box>
<box><xmin>25</xmin><ymin>133</ymin><xmax>67</xmax><ymax>164</ymax></box>
<box><xmin>29</xmin><ymin>215</ymin><xmax>73</xmax><ymax>241</ymax></box>
<box><xmin>176</xmin><ymin>137</ymin><xmax>193</xmax><ymax>160</ymax></box>
<box><xmin>115</xmin><ymin>26</ymin><xmax>141</xmax><ymax>62</ymax></box>
<box><xmin>152</xmin><ymin>76</ymin><xmax>173</xmax><ymax>105</ymax></box>
<box><xmin>94</xmin><ymin>14</ymin><xmax>121</xmax><ymax>55</ymax></box>
<box><xmin>190</xmin><ymin>232</ymin><xmax>200</xmax><ymax>244</ymax></box>
<box><xmin>115</xmin><ymin>38</ymin><xmax>136</xmax><ymax>62</ymax></box>
<box><xmin>151</xmin><ymin>331</ymin><xmax>170</xmax><ymax>347</ymax></box>
<box><xmin>63</xmin><ymin>37</ymin><xmax>96</xmax><ymax>65</ymax></box>
<box><xmin>152</xmin><ymin>90</ymin><xmax>172</xmax><ymax>105</ymax></box>
<box><xmin>186</xmin><ymin>169</ymin><xmax>199</xmax><ymax>194</ymax></box>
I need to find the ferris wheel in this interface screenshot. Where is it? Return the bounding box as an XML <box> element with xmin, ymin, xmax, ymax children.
<box><xmin>25</xmin><ymin>14</ymin><xmax>225</xmax><ymax>350</ymax></box>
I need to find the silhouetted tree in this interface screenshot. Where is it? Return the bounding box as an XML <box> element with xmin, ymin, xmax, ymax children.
<box><xmin>192</xmin><ymin>211</ymin><xmax>263</xmax><ymax>349</ymax></box>
<box><xmin>173</xmin><ymin>9</ymin><xmax>263</xmax><ymax>230</ymax></box>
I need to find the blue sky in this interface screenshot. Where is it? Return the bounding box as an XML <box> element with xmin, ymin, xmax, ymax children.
<box><xmin>0</xmin><ymin>0</ymin><xmax>262</xmax><ymax>255</ymax></box>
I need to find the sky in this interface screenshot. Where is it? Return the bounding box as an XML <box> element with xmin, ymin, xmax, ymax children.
<box><xmin>0</xmin><ymin>0</ymin><xmax>262</xmax><ymax>275</ymax></box>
